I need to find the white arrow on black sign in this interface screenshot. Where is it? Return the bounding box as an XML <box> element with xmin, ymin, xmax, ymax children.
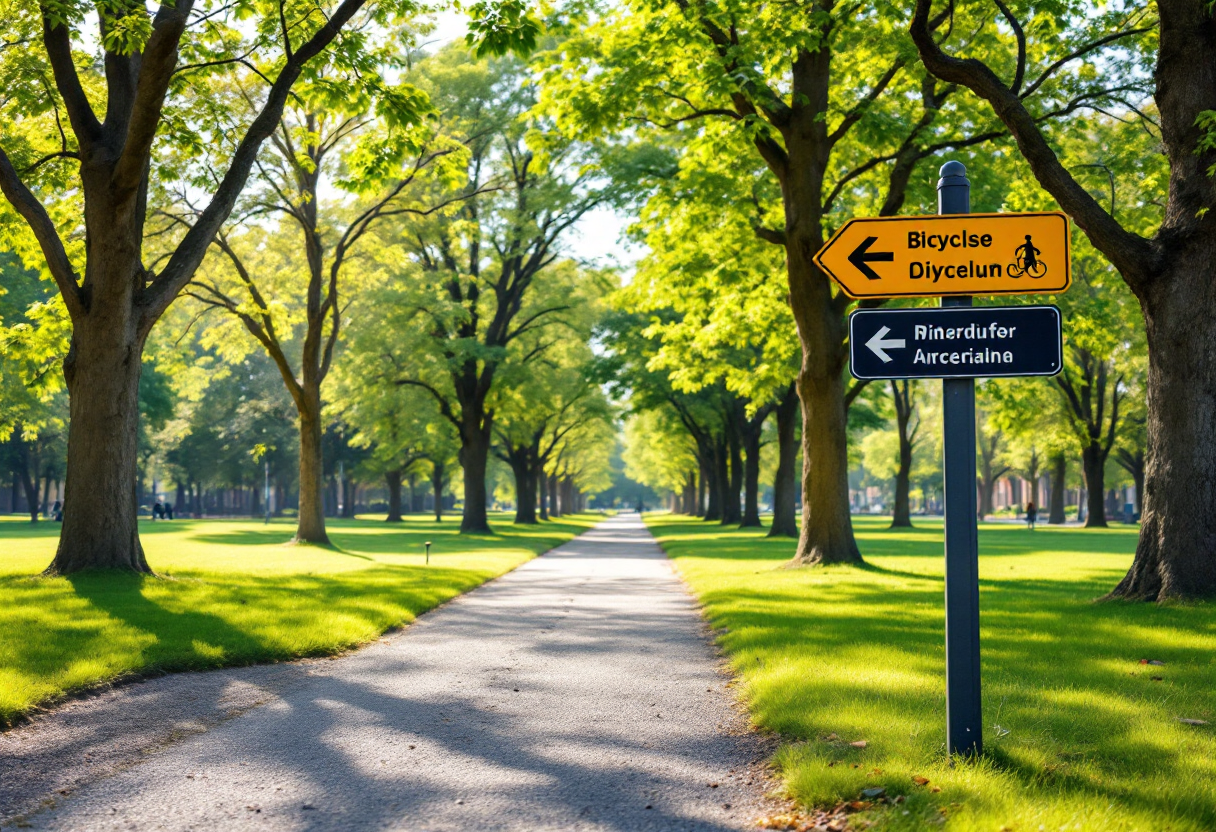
<box><xmin>865</xmin><ymin>326</ymin><xmax>906</xmax><ymax>363</ymax></box>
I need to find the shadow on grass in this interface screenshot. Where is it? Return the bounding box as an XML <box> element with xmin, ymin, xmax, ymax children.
<box><xmin>647</xmin><ymin>514</ymin><xmax>1216</xmax><ymax>831</ymax></box>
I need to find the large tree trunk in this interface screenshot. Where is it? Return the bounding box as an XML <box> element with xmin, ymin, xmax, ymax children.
<box><xmin>723</xmin><ymin>428</ymin><xmax>743</xmax><ymax>526</ymax></box>
<box><xmin>791</xmin><ymin>370</ymin><xmax>863</xmax><ymax>565</ymax></box>
<box><xmin>1113</xmin><ymin>266</ymin><xmax>1216</xmax><ymax>597</ymax></box>
<box><xmin>537</xmin><ymin>467</ymin><xmax>548</xmax><ymax>520</ymax></box>
<box><xmin>548</xmin><ymin>474</ymin><xmax>560</xmax><ymax>518</ymax></box>
<box><xmin>431</xmin><ymin>460</ymin><xmax>445</xmax><ymax>522</ymax></box>
<box><xmin>295</xmin><ymin>394</ymin><xmax>329</xmax><ymax>544</ymax></box>
<box><xmin>978</xmin><ymin>474</ymin><xmax>996</xmax><ymax>520</ymax></box>
<box><xmin>511</xmin><ymin>457</ymin><xmax>537</xmax><ymax>524</ymax></box>
<box><xmin>459</xmin><ymin>425</ymin><xmax>492</xmax><ymax>533</ymax></box>
<box><xmin>892</xmin><ymin>451</ymin><xmax>912</xmax><ymax>528</ymax></box>
<box><xmin>561</xmin><ymin>477</ymin><xmax>575</xmax><ymax>516</ymax></box>
<box><xmin>342</xmin><ymin>475</ymin><xmax>357</xmax><ymax>518</ymax></box>
<box><xmin>740</xmin><ymin>423</ymin><xmax>763</xmax><ymax>528</ymax></box>
<box><xmin>697</xmin><ymin>460</ymin><xmax>708</xmax><ymax>517</ymax></box>
<box><xmin>1048</xmin><ymin>454</ymin><xmax>1067</xmax><ymax>524</ymax></box>
<box><xmin>385</xmin><ymin>469</ymin><xmax>404</xmax><ymax>522</ymax></box>
<box><xmin>768</xmin><ymin>384</ymin><xmax>800</xmax><ymax>538</ymax></box>
<box><xmin>1081</xmin><ymin>443</ymin><xmax>1108</xmax><ymax>529</ymax></box>
<box><xmin>47</xmin><ymin>324</ymin><xmax>150</xmax><ymax>574</ymax></box>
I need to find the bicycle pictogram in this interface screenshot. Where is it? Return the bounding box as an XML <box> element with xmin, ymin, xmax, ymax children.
<box><xmin>1008</xmin><ymin>234</ymin><xmax>1047</xmax><ymax>278</ymax></box>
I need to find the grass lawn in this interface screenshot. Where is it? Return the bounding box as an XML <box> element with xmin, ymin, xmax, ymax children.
<box><xmin>647</xmin><ymin>514</ymin><xmax>1216</xmax><ymax>832</ymax></box>
<box><xmin>0</xmin><ymin>511</ymin><xmax>601</xmax><ymax>727</ymax></box>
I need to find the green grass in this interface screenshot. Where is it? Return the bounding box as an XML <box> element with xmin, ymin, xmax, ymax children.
<box><xmin>647</xmin><ymin>514</ymin><xmax>1216</xmax><ymax>832</ymax></box>
<box><xmin>0</xmin><ymin>511</ymin><xmax>600</xmax><ymax>727</ymax></box>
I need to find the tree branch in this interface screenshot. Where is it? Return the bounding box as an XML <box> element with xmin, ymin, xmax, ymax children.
<box><xmin>0</xmin><ymin>146</ymin><xmax>85</xmax><ymax>318</ymax></box>
<box><xmin>142</xmin><ymin>0</ymin><xmax>371</xmax><ymax>330</ymax></box>
<box><xmin>910</xmin><ymin>0</ymin><xmax>1156</xmax><ymax>288</ymax></box>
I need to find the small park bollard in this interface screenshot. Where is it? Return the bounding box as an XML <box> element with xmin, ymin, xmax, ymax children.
<box><xmin>425</xmin><ymin>541</ymin><xmax>432</xmax><ymax>565</ymax></box>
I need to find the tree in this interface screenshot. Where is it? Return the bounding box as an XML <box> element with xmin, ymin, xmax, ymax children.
<box><xmin>622</xmin><ymin>408</ymin><xmax>699</xmax><ymax>511</ymax></box>
<box><xmin>0</xmin><ymin>0</ymin><xmax>434</xmax><ymax>572</ymax></box>
<box><xmin>169</xmin><ymin>55</ymin><xmax>456</xmax><ymax>543</ymax></box>
<box><xmin>0</xmin><ymin>252</ymin><xmax>68</xmax><ymax>521</ymax></box>
<box><xmin>540</xmin><ymin>0</ymin><xmax>1102</xmax><ymax>564</ymax></box>
<box><xmin>911</xmin><ymin>0</ymin><xmax>1216</xmax><ymax>599</ymax></box>
<box><xmin>493</xmin><ymin>338</ymin><xmax>611</xmax><ymax>524</ymax></box>
<box><xmin>380</xmin><ymin>49</ymin><xmax>617</xmax><ymax>534</ymax></box>
<box><xmin>614</xmin><ymin>148</ymin><xmax>799</xmax><ymax>533</ymax></box>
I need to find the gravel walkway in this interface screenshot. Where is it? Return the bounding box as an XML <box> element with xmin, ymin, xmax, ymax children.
<box><xmin>1</xmin><ymin>514</ymin><xmax>778</xmax><ymax>831</ymax></box>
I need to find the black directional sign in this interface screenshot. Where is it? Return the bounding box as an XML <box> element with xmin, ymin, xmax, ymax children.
<box><xmin>849</xmin><ymin>305</ymin><xmax>1063</xmax><ymax>380</ymax></box>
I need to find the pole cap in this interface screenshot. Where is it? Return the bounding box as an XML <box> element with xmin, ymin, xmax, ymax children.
<box><xmin>938</xmin><ymin>160</ymin><xmax>968</xmax><ymax>190</ymax></box>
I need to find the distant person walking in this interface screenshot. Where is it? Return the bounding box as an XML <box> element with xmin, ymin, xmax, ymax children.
<box><xmin>1026</xmin><ymin>501</ymin><xmax>1037</xmax><ymax>530</ymax></box>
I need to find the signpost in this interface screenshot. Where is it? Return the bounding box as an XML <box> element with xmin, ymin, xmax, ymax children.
<box><xmin>849</xmin><ymin>306</ymin><xmax>1063</xmax><ymax>380</ymax></box>
<box><xmin>815</xmin><ymin>211</ymin><xmax>1071</xmax><ymax>298</ymax></box>
<box><xmin>819</xmin><ymin>160</ymin><xmax>1070</xmax><ymax>759</ymax></box>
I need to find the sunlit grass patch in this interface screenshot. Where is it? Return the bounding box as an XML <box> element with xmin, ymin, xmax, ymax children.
<box><xmin>0</xmin><ymin>512</ymin><xmax>600</xmax><ymax>726</ymax></box>
<box><xmin>648</xmin><ymin>514</ymin><xmax>1216</xmax><ymax>832</ymax></box>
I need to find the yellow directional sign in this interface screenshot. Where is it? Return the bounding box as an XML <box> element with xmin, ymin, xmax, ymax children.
<box><xmin>814</xmin><ymin>212</ymin><xmax>1070</xmax><ymax>299</ymax></box>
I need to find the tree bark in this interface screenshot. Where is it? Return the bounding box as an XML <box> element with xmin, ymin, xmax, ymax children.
<box><xmin>548</xmin><ymin>474</ymin><xmax>560</xmax><ymax>518</ymax></box>
<box><xmin>460</xmin><ymin>424</ymin><xmax>492</xmax><ymax>533</ymax></box>
<box><xmin>1047</xmin><ymin>454</ymin><xmax>1067</xmax><ymax>524</ymax></box>
<box><xmin>1081</xmin><ymin>443</ymin><xmax>1108</xmax><ymax>528</ymax></box>
<box><xmin>385</xmin><ymin>469</ymin><xmax>404</xmax><ymax>522</ymax></box>
<box><xmin>561</xmin><ymin>477</ymin><xmax>575</xmax><ymax>516</ymax></box>
<box><xmin>740</xmin><ymin>422</ymin><xmax>763</xmax><ymax>527</ymax></box>
<box><xmin>723</xmin><ymin>427</ymin><xmax>743</xmax><ymax>526</ymax></box>
<box><xmin>791</xmin><ymin>370</ymin><xmax>863</xmax><ymax>565</ymax></box>
<box><xmin>295</xmin><ymin>396</ymin><xmax>329</xmax><ymax>544</ymax></box>
<box><xmin>910</xmin><ymin>0</ymin><xmax>1215</xmax><ymax>599</ymax></box>
<box><xmin>768</xmin><ymin>384</ymin><xmax>800</xmax><ymax>538</ymax></box>
<box><xmin>890</xmin><ymin>380</ymin><xmax>917</xmax><ymax>529</ymax></box>
<box><xmin>1107</xmin><ymin>274</ymin><xmax>1216</xmax><ymax>597</ymax></box>
<box><xmin>510</xmin><ymin>454</ymin><xmax>537</xmax><ymax>524</ymax></box>
<box><xmin>431</xmin><ymin>460</ymin><xmax>445</xmax><ymax>522</ymax></box>
<box><xmin>48</xmin><ymin>327</ymin><xmax>150</xmax><ymax>573</ymax></box>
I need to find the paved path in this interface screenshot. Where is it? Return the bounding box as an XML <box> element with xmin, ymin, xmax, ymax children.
<box><xmin>2</xmin><ymin>515</ymin><xmax>777</xmax><ymax>831</ymax></box>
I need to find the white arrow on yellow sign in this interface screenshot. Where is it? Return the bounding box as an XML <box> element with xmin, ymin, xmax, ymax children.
<box><xmin>814</xmin><ymin>212</ymin><xmax>1071</xmax><ymax>299</ymax></box>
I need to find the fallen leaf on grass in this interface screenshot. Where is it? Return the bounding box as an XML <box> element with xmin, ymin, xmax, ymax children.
<box><xmin>1151</xmin><ymin>676</ymin><xmax>1164</xmax><ymax>682</ymax></box>
<box><xmin>826</xmin><ymin>732</ymin><xmax>840</xmax><ymax>741</ymax></box>
<box><xmin>1139</xmin><ymin>659</ymin><xmax>1165</xmax><ymax>665</ymax></box>
<box><xmin>1177</xmin><ymin>718</ymin><xmax>1210</xmax><ymax>726</ymax></box>
<box><xmin>860</xmin><ymin>787</ymin><xmax>885</xmax><ymax>799</ymax></box>
<box><xmin>930</xmin><ymin>786</ymin><xmax>942</xmax><ymax>793</ymax></box>
<box><xmin>912</xmin><ymin>776</ymin><xmax>930</xmax><ymax>786</ymax></box>
<box><xmin>850</xmin><ymin>740</ymin><xmax>868</xmax><ymax>748</ymax></box>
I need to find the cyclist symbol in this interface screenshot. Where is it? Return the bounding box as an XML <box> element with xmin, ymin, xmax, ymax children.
<box><xmin>1008</xmin><ymin>234</ymin><xmax>1046</xmax><ymax>278</ymax></box>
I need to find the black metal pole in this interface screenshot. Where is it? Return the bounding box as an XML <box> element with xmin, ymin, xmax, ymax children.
<box><xmin>938</xmin><ymin>160</ymin><xmax>982</xmax><ymax>757</ymax></box>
